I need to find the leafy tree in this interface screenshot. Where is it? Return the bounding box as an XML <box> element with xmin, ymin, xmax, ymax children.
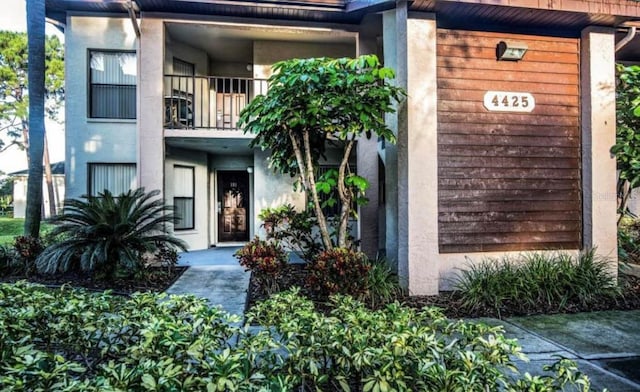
<box><xmin>36</xmin><ymin>188</ymin><xmax>187</xmax><ymax>278</ymax></box>
<box><xmin>0</xmin><ymin>24</ymin><xmax>64</xmax><ymax>227</ymax></box>
<box><xmin>240</xmin><ymin>55</ymin><xmax>405</xmax><ymax>249</ymax></box>
<box><xmin>611</xmin><ymin>64</ymin><xmax>640</xmax><ymax>224</ymax></box>
<box><xmin>0</xmin><ymin>31</ymin><xmax>64</xmax><ymax>154</ymax></box>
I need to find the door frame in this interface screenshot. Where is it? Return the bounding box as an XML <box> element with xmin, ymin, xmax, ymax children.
<box><xmin>213</xmin><ymin>169</ymin><xmax>252</xmax><ymax>244</ymax></box>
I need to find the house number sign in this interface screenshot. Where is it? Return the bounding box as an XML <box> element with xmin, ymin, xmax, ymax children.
<box><xmin>483</xmin><ymin>91</ymin><xmax>535</xmax><ymax>113</ymax></box>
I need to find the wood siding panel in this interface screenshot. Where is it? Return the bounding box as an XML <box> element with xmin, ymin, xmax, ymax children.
<box><xmin>439</xmin><ymin>89</ymin><xmax>579</xmax><ymax>106</ymax></box>
<box><xmin>437</xmin><ymin>28</ymin><xmax>581</xmax><ymax>253</ymax></box>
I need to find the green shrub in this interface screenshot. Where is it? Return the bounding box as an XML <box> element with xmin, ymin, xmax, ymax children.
<box><xmin>35</xmin><ymin>188</ymin><xmax>187</xmax><ymax>279</ymax></box>
<box><xmin>249</xmin><ymin>288</ymin><xmax>591</xmax><ymax>392</ymax></box>
<box><xmin>0</xmin><ymin>282</ymin><xmax>593</xmax><ymax>391</ymax></box>
<box><xmin>235</xmin><ymin>237</ymin><xmax>288</xmax><ymax>295</ymax></box>
<box><xmin>0</xmin><ymin>244</ymin><xmax>15</xmax><ymax>274</ymax></box>
<box><xmin>454</xmin><ymin>250</ymin><xmax>619</xmax><ymax>317</ymax></box>
<box><xmin>11</xmin><ymin>235</ymin><xmax>44</xmax><ymax>275</ymax></box>
<box><xmin>259</xmin><ymin>204</ymin><xmax>322</xmax><ymax>261</ymax></box>
<box><xmin>618</xmin><ymin>217</ymin><xmax>640</xmax><ymax>265</ymax></box>
<box><xmin>306</xmin><ymin>247</ymin><xmax>371</xmax><ymax>299</ymax></box>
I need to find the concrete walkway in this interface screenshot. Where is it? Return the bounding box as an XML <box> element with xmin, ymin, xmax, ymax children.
<box><xmin>165</xmin><ymin>247</ymin><xmax>249</xmax><ymax>316</ymax></box>
<box><xmin>489</xmin><ymin>311</ymin><xmax>640</xmax><ymax>391</ymax></box>
<box><xmin>165</xmin><ymin>249</ymin><xmax>640</xmax><ymax>389</ymax></box>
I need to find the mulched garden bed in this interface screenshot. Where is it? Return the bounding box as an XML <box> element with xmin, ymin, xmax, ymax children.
<box><xmin>247</xmin><ymin>264</ymin><xmax>640</xmax><ymax>319</ymax></box>
<box><xmin>0</xmin><ymin>266</ymin><xmax>188</xmax><ymax>295</ymax></box>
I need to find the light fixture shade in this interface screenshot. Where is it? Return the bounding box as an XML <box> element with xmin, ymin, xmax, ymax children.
<box><xmin>497</xmin><ymin>41</ymin><xmax>528</xmax><ymax>61</ymax></box>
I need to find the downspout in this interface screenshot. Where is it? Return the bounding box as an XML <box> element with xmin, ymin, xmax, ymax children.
<box><xmin>616</xmin><ymin>26</ymin><xmax>636</xmax><ymax>52</ymax></box>
<box><xmin>125</xmin><ymin>0</ymin><xmax>141</xmax><ymax>38</ymax></box>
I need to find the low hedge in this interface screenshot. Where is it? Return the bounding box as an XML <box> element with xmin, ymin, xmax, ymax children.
<box><xmin>0</xmin><ymin>282</ymin><xmax>593</xmax><ymax>391</ymax></box>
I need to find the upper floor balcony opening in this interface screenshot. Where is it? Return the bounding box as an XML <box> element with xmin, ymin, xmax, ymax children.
<box><xmin>163</xmin><ymin>21</ymin><xmax>358</xmax><ymax>133</ymax></box>
<box><xmin>163</xmin><ymin>75</ymin><xmax>267</xmax><ymax>131</ymax></box>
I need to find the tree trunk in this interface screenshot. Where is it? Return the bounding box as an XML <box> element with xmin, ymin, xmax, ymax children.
<box><xmin>302</xmin><ymin>130</ymin><xmax>333</xmax><ymax>250</ymax></box>
<box><xmin>287</xmin><ymin>128</ymin><xmax>333</xmax><ymax>250</ymax></box>
<box><xmin>24</xmin><ymin>0</ymin><xmax>46</xmax><ymax>237</ymax></box>
<box><xmin>43</xmin><ymin>134</ymin><xmax>56</xmax><ymax>217</ymax></box>
<box><xmin>337</xmin><ymin>140</ymin><xmax>355</xmax><ymax>248</ymax></box>
<box><xmin>618</xmin><ymin>179</ymin><xmax>632</xmax><ymax>226</ymax></box>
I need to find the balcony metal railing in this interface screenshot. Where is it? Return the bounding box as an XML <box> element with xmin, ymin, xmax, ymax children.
<box><xmin>163</xmin><ymin>75</ymin><xmax>268</xmax><ymax>130</ymax></box>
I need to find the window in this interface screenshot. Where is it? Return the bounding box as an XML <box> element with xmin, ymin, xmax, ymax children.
<box><xmin>89</xmin><ymin>50</ymin><xmax>137</xmax><ymax>119</ymax></box>
<box><xmin>165</xmin><ymin>58</ymin><xmax>195</xmax><ymax>128</ymax></box>
<box><xmin>88</xmin><ymin>163</ymin><xmax>136</xmax><ymax>196</ymax></box>
<box><xmin>173</xmin><ymin>58</ymin><xmax>194</xmax><ymax>76</ymax></box>
<box><xmin>173</xmin><ymin>166</ymin><xmax>194</xmax><ymax>230</ymax></box>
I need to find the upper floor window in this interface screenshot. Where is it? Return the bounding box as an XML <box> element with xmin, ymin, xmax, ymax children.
<box><xmin>89</xmin><ymin>50</ymin><xmax>137</xmax><ymax>119</ymax></box>
<box><xmin>173</xmin><ymin>58</ymin><xmax>194</xmax><ymax>76</ymax></box>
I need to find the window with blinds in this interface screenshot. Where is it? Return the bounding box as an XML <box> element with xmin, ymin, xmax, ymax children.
<box><xmin>88</xmin><ymin>163</ymin><xmax>136</xmax><ymax>196</ymax></box>
<box><xmin>173</xmin><ymin>166</ymin><xmax>194</xmax><ymax>230</ymax></box>
<box><xmin>89</xmin><ymin>50</ymin><xmax>137</xmax><ymax>119</ymax></box>
<box><xmin>173</xmin><ymin>58</ymin><xmax>195</xmax><ymax>76</ymax></box>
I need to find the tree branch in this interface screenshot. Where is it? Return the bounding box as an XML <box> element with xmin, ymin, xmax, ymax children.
<box><xmin>337</xmin><ymin>139</ymin><xmax>355</xmax><ymax>248</ymax></box>
<box><xmin>303</xmin><ymin>129</ymin><xmax>332</xmax><ymax>250</ymax></box>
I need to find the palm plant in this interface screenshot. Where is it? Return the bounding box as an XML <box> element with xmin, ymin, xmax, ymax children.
<box><xmin>36</xmin><ymin>188</ymin><xmax>187</xmax><ymax>278</ymax></box>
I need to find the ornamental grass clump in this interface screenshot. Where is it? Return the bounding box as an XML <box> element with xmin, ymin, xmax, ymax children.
<box><xmin>235</xmin><ymin>237</ymin><xmax>288</xmax><ymax>295</ymax></box>
<box><xmin>363</xmin><ymin>256</ymin><xmax>405</xmax><ymax>309</ymax></box>
<box><xmin>454</xmin><ymin>249</ymin><xmax>619</xmax><ymax>317</ymax></box>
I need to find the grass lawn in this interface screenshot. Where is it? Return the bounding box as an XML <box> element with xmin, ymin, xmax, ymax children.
<box><xmin>0</xmin><ymin>218</ymin><xmax>53</xmax><ymax>245</ymax></box>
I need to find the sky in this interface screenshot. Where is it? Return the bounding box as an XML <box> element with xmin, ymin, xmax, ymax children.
<box><xmin>0</xmin><ymin>0</ymin><xmax>66</xmax><ymax>175</ymax></box>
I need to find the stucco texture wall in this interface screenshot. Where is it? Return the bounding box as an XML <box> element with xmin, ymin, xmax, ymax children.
<box><xmin>253</xmin><ymin>41</ymin><xmax>354</xmax><ymax>80</ymax></box>
<box><xmin>164</xmin><ymin>147</ymin><xmax>209</xmax><ymax>250</ymax></box>
<box><xmin>64</xmin><ymin>16</ymin><xmax>138</xmax><ymax>199</ymax></box>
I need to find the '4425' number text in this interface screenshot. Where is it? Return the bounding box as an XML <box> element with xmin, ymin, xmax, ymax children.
<box><xmin>483</xmin><ymin>91</ymin><xmax>535</xmax><ymax>113</ymax></box>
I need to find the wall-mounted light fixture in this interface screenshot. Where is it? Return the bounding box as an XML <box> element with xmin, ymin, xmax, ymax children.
<box><xmin>246</xmin><ymin>166</ymin><xmax>254</xmax><ymax>174</ymax></box>
<box><xmin>496</xmin><ymin>41</ymin><xmax>528</xmax><ymax>61</ymax></box>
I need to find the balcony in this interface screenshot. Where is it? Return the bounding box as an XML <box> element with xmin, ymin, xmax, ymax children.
<box><xmin>164</xmin><ymin>75</ymin><xmax>268</xmax><ymax>131</ymax></box>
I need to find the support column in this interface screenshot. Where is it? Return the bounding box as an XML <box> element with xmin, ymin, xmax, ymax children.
<box><xmin>403</xmin><ymin>13</ymin><xmax>439</xmax><ymax>295</ymax></box>
<box><xmin>581</xmin><ymin>27</ymin><xmax>618</xmax><ymax>272</ymax></box>
<box><xmin>384</xmin><ymin>6</ymin><xmax>439</xmax><ymax>294</ymax></box>
<box><xmin>138</xmin><ymin>17</ymin><xmax>164</xmax><ymax>195</ymax></box>
<box><xmin>382</xmin><ymin>8</ymin><xmax>400</xmax><ymax>275</ymax></box>
<box><xmin>357</xmin><ymin>35</ymin><xmax>381</xmax><ymax>259</ymax></box>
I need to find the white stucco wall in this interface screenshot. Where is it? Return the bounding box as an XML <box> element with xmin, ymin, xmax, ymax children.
<box><xmin>581</xmin><ymin>27</ymin><xmax>618</xmax><ymax>271</ymax></box>
<box><xmin>164</xmin><ymin>147</ymin><xmax>209</xmax><ymax>250</ymax></box>
<box><xmin>209</xmin><ymin>61</ymin><xmax>253</xmax><ymax>78</ymax></box>
<box><xmin>253</xmin><ymin>149</ymin><xmax>306</xmax><ymax>238</ymax></box>
<box><xmin>64</xmin><ymin>16</ymin><xmax>138</xmax><ymax>199</ymax></box>
<box><xmin>253</xmin><ymin>40</ymin><xmax>355</xmax><ymax>80</ymax></box>
<box><xmin>139</xmin><ymin>17</ymin><xmax>165</xmax><ymax>196</ymax></box>
<box><xmin>12</xmin><ymin>175</ymin><xmax>65</xmax><ymax>219</ymax></box>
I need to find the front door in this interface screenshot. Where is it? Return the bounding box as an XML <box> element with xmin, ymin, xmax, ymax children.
<box><xmin>217</xmin><ymin>171</ymin><xmax>249</xmax><ymax>242</ymax></box>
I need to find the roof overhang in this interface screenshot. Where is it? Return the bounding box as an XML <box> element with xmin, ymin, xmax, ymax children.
<box><xmin>45</xmin><ymin>0</ymin><xmax>397</xmax><ymax>25</ymax></box>
<box><xmin>46</xmin><ymin>0</ymin><xmax>640</xmax><ymax>61</ymax></box>
<box><xmin>412</xmin><ymin>0</ymin><xmax>640</xmax><ymax>62</ymax></box>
